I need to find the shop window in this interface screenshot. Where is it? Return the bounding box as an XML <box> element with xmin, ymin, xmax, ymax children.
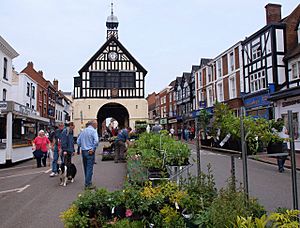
<box><xmin>3</xmin><ymin>57</ymin><xmax>7</xmax><ymax>80</ymax></box>
<box><xmin>2</xmin><ymin>89</ymin><xmax>7</xmax><ymax>101</ymax></box>
<box><xmin>282</xmin><ymin>113</ymin><xmax>299</xmax><ymax>140</ymax></box>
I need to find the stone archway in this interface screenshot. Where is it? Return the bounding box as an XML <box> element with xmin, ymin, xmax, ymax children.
<box><xmin>97</xmin><ymin>102</ymin><xmax>129</xmax><ymax>135</ymax></box>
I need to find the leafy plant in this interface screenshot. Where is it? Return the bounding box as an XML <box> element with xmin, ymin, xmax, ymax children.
<box><xmin>60</xmin><ymin>204</ymin><xmax>89</xmax><ymax>228</ymax></box>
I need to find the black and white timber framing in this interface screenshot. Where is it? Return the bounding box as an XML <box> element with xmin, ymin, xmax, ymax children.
<box><xmin>242</xmin><ymin>23</ymin><xmax>286</xmax><ymax>95</ymax></box>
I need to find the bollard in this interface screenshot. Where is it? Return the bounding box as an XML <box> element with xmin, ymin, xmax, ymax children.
<box><xmin>195</xmin><ymin>117</ymin><xmax>201</xmax><ymax>177</ymax></box>
<box><xmin>231</xmin><ymin>155</ymin><xmax>236</xmax><ymax>191</ymax></box>
<box><xmin>240</xmin><ymin>107</ymin><xmax>249</xmax><ymax>200</ymax></box>
<box><xmin>288</xmin><ymin>110</ymin><xmax>298</xmax><ymax>210</ymax></box>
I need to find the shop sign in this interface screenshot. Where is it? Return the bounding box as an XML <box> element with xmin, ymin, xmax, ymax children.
<box><xmin>199</xmin><ymin>101</ymin><xmax>206</xmax><ymax>108</ymax></box>
<box><xmin>244</xmin><ymin>94</ymin><xmax>270</xmax><ymax>109</ymax></box>
<box><xmin>160</xmin><ymin>118</ymin><xmax>168</xmax><ymax>125</ymax></box>
<box><xmin>14</xmin><ymin>103</ymin><xmax>38</xmax><ymax>116</ymax></box>
<box><xmin>148</xmin><ymin>119</ymin><xmax>155</xmax><ymax>124</ymax></box>
<box><xmin>282</xmin><ymin>98</ymin><xmax>300</xmax><ymax>107</ymax></box>
<box><xmin>0</xmin><ymin>101</ymin><xmax>7</xmax><ymax>111</ymax></box>
<box><xmin>168</xmin><ymin>119</ymin><xmax>177</xmax><ymax>124</ymax></box>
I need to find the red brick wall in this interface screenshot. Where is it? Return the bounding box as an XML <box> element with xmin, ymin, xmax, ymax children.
<box><xmin>283</xmin><ymin>4</ymin><xmax>300</xmax><ymax>53</ymax></box>
<box><xmin>234</xmin><ymin>47</ymin><xmax>240</xmax><ymax>69</ymax></box>
<box><xmin>21</xmin><ymin>62</ymin><xmax>48</xmax><ymax>118</ymax></box>
<box><xmin>224</xmin><ymin>77</ymin><xmax>229</xmax><ymax>100</ymax></box>
<box><xmin>222</xmin><ymin>55</ymin><xmax>228</xmax><ymax>76</ymax></box>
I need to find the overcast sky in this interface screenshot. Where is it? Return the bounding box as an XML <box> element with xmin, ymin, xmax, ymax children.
<box><xmin>1</xmin><ymin>0</ymin><xmax>299</xmax><ymax>95</ymax></box>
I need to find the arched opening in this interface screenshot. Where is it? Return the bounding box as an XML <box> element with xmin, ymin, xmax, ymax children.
<box><xmin>97</xmin><ymin>103</ymin><xmax>129</xmax><ymax>136</ymax></box>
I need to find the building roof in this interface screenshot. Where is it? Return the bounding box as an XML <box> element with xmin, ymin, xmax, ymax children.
<box><xmin>182</xmin><ymin>72</ymin><xmax>191</xmax><ymax>83</ymax></box>
<box><xmin>168</xmin><ymin>80</ymin><xmax>176</xmax><ymax>87</ymax></box>
<box><xmin>269</xmin><ymin>86</ymin><xmax>300</xmax><ymax>101</ymax></box>
<box><xmin>78</xmin><ymin>35</ymin><xmax>147</xmax><ymax>75</ymax></box>
<box><xmin>191</xmin><ymin>65</ymin><xmax>200</xmax><ymax>72</ymax></box>
<box><xmin>284</xmin><ymin>44</ymin><xmax>300</xmax><ymax>61</ymax></box>
<box><xmin>199</xmin><ymin>58</ymin><xmax>213</xmax><ymax>68</ymax></box>
<box><xmin>0</xmin><ymin>35</ymin><xmax>19</xmax><ymax>59</ymax></box>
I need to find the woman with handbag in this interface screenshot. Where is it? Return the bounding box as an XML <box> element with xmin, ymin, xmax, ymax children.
<box><xmin>32</xmin><ymin>130</ymin><xmax>51</xmax><ymax>168</ymax></box>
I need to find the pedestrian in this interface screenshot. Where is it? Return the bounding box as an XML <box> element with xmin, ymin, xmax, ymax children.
<box><xmin>77</xmin><ymin>129</ymin><xmax>84</xmax><ymax>155</ymax></box>
<box><xmin>177</xmin><ymin>128</ymin><xmax>182</xmax><ymax>140</ymax></box>
<box><xmin>190</xmin><ymin>126</ymin><xmax>195</xmax><ymax>141</ymax></box>
<box><xmin>152</xmin><ymin>123</ymin><xmax>161</xmax><ymax>134</ymax></box>
<box><xmin>275</xmin><ymin>118</ymin><xmax>289</xmax><ymax>173</ymax></box>
<box><xmin>61</xmin><ymin>122</ymin><xmax>75</xmax><ymax>166</ymax></box>
<box><xmin>114</xmin><ymin>127</ymin><xmax>132</xmax><ymax>163</ymax></box>
<box><xmin>184</xmin><ymin>127</ymin><xmax>189</xmax><ymax>142</ymax></box>
<box><xmin>32</xmin><ymin>130</ymin><xmax>51</xmax><ymax>168</ymax></box>
<box><xmin>49</xmin><ymin>123</ymin><xmax>64</xmax><ymax>177</ymax></box>
<box><xmin>170</xmin><ymin>127</ymin><xmax>175</xmax><ymax>138</ymax></box>
<box><xmin>77</xmin><ymin>120</ymin><xmax>99</xmax><ymax>189</ymax></box>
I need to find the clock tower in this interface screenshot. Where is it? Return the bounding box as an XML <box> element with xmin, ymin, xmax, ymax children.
<box><xmin>73</xmin><ymin>3</ymin><xmax>148</xmax><ymax>135</ymax></box>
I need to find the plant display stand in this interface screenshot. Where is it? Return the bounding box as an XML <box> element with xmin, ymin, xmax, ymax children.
<box><xmin>101</xmin><ymin>142</ymin><xmax>115</xmax><ymax>161</ymax></box>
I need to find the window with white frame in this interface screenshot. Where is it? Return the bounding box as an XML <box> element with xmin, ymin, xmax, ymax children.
<box><xmin>207</xmin><ymin>87</ymin><xmax>213</xmax><ymax>107</ymax></box>
<box><xmin>198</xmin><ymin>72</ymin><xmax>202</xmax><ymax>87</ymax></box>
<box><xmin>291</xmin><ymin>61</ymin><xmax>300</xmax><ymax>80</ymax></box>
<box><xmin>252</xmin><ymin>45</ymin><xmax>261</xmax><ymax>61</ymax></box>
<box><xmin>207</xmin><ymin>67</ymin><xmax>212</xmax><ymax>83</ymax></box>
<box><xmin>250</xmin><ymin>70</ymin><xmax>266</xmax><ymax>92</ymax></box>
<box><xmin>217</xmin><ymin>82</ymin><xmax>224</xmax><ymax>102</ymax></box>
<box><xmin>229</xmin><ymin>76</ymin><xmax>236</xmax><ymax>99</ymax></box>
<box><xmin>217</xmin><ymin>59</ymin><xmax>222</xmax><ymax>78</ymax></box>
<box><xmin>169</xmin><ymin>93</ymin><xmax>172</xmax><ymax>102</ymax></box>
<box><xmin>229</xmin><ymin>52</ymin><xmax>234</xmax><ymax>72</ymax></box>
<box><xmin>31</xmin><ymin>85</ymin><xmax>35</xmax><ymax>99</ymax></box>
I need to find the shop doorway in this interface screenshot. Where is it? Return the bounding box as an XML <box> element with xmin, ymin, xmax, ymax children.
<box><xmin>97</xmin><ymin>103</ymin><xmax>129</xmax><ymax>136</ymax></box>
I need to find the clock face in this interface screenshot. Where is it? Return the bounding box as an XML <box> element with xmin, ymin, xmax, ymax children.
<box><xmin>108</xmin><ymin>51</ymin><xmax>118</xmax><ymax>61</ymax></box>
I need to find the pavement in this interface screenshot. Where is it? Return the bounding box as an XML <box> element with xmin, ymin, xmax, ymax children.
<box><xmin>0</xmin><ymin>144</ymin><xmax>126</xmax><ymax>228</ymax></box>
<box><xmin>188</xmin><ymin>144</ymin><xmax>300</xmax><ymax>212</ymax></box>
<box><xmin>185</xmin><ymin>139</ymin><xmax>300</xmax><ymax>170</ymax></box>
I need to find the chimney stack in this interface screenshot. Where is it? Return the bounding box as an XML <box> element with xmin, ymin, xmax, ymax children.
<box><xmin>53</xmin><ymin>79</ymin><xmax>59</xmax><ymax>91</ymax></box>
<box><xmin>27</xmin><ymin>61</ymin><xmax>33</xmax><ymax>68</ymax></box>
<box><xmin>265</xmin><ymin>3</ymin><xmax>282</xmax><ymax>25</ymax></box>
<box><xmin>38</xmin><ymin>70</ymin><xmax>43</xmax><ymax>77</ymax></box>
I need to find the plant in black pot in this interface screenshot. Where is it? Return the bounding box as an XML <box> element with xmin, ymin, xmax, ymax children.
<box><xmin>163</xmin><ymin>141</ymin><xmax>191</xmax><ymax>166</ymax></box>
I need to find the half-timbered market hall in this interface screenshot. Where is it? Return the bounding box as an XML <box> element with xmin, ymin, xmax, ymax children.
<box><xmin>73</xmin><ymin>5</ymin><xmax>148</xmax><ymax>136</ymax></box>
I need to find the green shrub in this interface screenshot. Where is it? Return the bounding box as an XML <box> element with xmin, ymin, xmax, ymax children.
<box><xmin>207</xmin><ymin>186</ymin><xmax>266</xmax><ymax>228</ymax></box>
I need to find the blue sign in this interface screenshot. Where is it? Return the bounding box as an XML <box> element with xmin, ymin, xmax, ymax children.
<box><xmin>243</xmin><ymin>93</ymin><xmax>270</xmax><ymax>109</ymax></box>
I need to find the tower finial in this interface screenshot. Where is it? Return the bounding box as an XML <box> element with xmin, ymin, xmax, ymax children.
<box><xmin>111</xmin><ymin>1</ymin><xmax>114</xmax><ymax>15</ymax></box>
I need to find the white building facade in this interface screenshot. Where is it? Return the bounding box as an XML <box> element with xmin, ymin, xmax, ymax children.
<box><xmin>0</xmin><ymin>35</ymin><xmax>19</xmax><ymax>101</ymax></box>
<box><xmin>11</xmin><ymin>72</ymin><xmax>38</xmax><ymax>111</ymax></box>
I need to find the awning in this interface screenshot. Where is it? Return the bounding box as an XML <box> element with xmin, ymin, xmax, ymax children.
<box><xmin>269</xmin><ymin>87</ymin><xmax>300</xmax><ymax>101</ymax></box>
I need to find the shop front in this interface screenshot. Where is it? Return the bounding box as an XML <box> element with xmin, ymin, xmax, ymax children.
<box><xmin>168</xmin><ymin>118</ymin><xmax>177</xmax><ymax>132</ymax></box>
<box><xmin>0</xmin><ymin>101</ymin><xmax>50</xmax><ymax>164</ymax></box>
<box><xmin>243</xmin><ymin>91</ymin><xmax>273</xmax><ymax>119</ymax></box>
<box><xmin>159</xmin><ymin>118</ymin><xmax>168</xmax><ymax>130</ymax></box>
<box><xmin>270</xmin><ymin>87</ymin><xmax>300</xmax><ymax>151</ymax></box>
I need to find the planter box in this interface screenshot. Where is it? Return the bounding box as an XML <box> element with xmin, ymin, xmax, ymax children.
<box><xmin>148</xmin><ymin>168</ymin><xmax>170</xmax><ymax>179</ymax></box>
<box><xmin>200</xmin><ymin>138</ymin><xmax>212</xmax><ymax>146</ymax></box>
<box><xmin>267</xmin><ymin>142</ymin><xmax>284</xmax><ymax>154</ymax></box>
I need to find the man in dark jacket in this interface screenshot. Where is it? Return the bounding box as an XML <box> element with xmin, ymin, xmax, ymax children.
<box><xmin>49</xmin><ymin>123</ymin><xmax>64</xmax><ymax>177</ymax></box>
<box><xmin>61</xmin><ymin>122</ymin><xmax>75</xmax><ymax>166</ymax></box>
